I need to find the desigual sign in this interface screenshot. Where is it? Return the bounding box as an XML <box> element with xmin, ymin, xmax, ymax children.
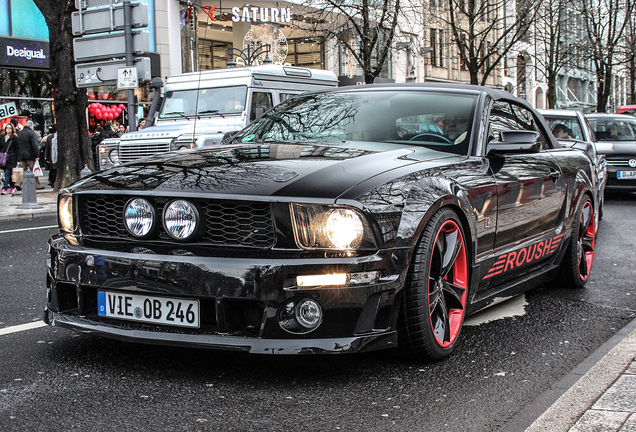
<box><xmin>0</xmin><ymin>37</ymin><xmax>49</xmax><ymax>69</ymax></box>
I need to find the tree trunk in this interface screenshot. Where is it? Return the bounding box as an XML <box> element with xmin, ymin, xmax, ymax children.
<box><xmin>33</xmin><ymin>0</ymin><xmax>92</xmax><ymax>190</ymax></box>
<box><xmin>546</xmin><ymin>70</ymin><xmax>558</xmax><ymax>109</ymax></box>
<box><xmin>596</xmin><ymin>63</ymin><xmax>612</xmax><ymax>113</ymax></box>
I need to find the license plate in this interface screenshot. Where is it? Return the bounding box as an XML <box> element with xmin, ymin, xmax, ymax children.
<box><xmin>97</xmin><ymin>291</ymin><xmax>200</xmax><ymax>328</ymax></box>
<box><xmin>617</xmin><ymin>171</ymin><xmax>636</xmax><ymax>179</ymax></box>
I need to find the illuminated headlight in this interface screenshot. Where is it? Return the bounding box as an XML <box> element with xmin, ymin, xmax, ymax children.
<box><xmin>291</xmin><ymin>204</ymin><xmax>368</xmax><ymax>250</ymax></box>
<box><xmin>123</xmin><ymin>198</ymin><xmax>155</xmax><ymax>238</ymax></box>
<box><xmin>163</xmin><ymin>200</ymin><xmax>199</xmax><ymax>240</ymax></box>
<box><xmin>58</xmin><ymin>194</ymin><xmax>74</xmax><ymax>233</ymax></box>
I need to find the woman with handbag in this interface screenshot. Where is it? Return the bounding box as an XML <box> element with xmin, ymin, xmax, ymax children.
<box><xmin>1</xmin><ymin>122</ymin><xmax>20</xmax><ymax>194</ymax></box>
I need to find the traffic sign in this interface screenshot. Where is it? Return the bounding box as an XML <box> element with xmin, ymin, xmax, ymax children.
<box><xmin>73</xmin><ymin>30</ymin><xmax>149</xmax><ymax>62</ymax></box>
<box><xmin>75</xmin><ymin>57</ymin><xmax>151</xmax><ymax>87</ymax></box>
<box><xmin>75</xmin><ymin>0</ymin><xmax>122</xmax><ymax>9</ymax></box>
<box><xmin>72</xmin><ymin>2</ymin><xmax>148</xmax><ymax>36</ymax></box>
<box><xmin>117</xmin><ymin>66</ymin><xmax>138</xmax><ymax>89</ymax></box>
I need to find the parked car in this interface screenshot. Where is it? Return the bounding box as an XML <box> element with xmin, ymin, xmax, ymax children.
<box><xmin>617</xmin><ymin>105</ymin><xmax>636</xmax><ymax>116</ymax></box>
<box><xmin>46</xmin><ymin>84</ymin><xmax>597</xmax><ymax>361</ymax></box>
<box><xmin>585</xmin><ymin>113</ymin><xmax>636</xmax><ymax>191</ymax></box>
<box><xmin>539</xmin><ymin>109</ymin><xmax>607</xmax><ymax>222</ymax></box>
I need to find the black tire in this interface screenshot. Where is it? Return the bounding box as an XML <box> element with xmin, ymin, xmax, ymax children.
<box><xmin>559</xmin><ymin>196</ymin><xmax>595</xmax><ymax>289</ymax></box>
<box><xmin>399</xmin><ymin>207</ymin><xmax>469</xmax><ymax>361</ymax></box>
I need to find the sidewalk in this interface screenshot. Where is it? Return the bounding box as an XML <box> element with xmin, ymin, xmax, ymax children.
<box><xmin>505</xmin><ymin>317</ymin><xmax>636</xmax><ymax>432</ymax></box>
<box><xmin>0</xmin><ymin>177</ymin><xmax>58</xmax><ymax>221</ymax></box>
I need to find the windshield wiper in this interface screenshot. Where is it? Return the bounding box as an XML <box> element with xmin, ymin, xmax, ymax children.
<box><xmin>162</xmin><ymin>111</ymin><xmax>189</xmax><ymax>120</ymax></box>
<box><xmin>198</xmin><ymin>109</ymin><xmax>226</xmax><ymax>118</ymax></box>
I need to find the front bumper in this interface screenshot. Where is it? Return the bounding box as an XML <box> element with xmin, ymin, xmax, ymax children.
<box><xmin>46</xmin><ymin>235</ymin><xmax>405</xmax><ymax>354</ymax></box>
<box><xmin>605</xmin><ymin>164</ymin><xmax>636</xmax><ymax>190</ymax></box>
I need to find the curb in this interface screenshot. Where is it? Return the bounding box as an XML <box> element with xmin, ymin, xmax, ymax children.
<box><xmin>502</xmin><ymin>316</ymin><xmax>636</xmax><ymax>432</ymax></box>
<box><xmin>0</xmin><ymin>208</ymin><xmax>57</xmax><ymax>221</ymax></box>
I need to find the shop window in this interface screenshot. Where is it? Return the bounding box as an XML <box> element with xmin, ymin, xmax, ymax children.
<box><xmin>287</xmin><ymin>37</ymin><xmax>325</xmax><ymax>69</ymax></box>
<box><xmin>198</xmin><ymin>39</ymin><xmax>233</xmax><ymax>70</ymax></box>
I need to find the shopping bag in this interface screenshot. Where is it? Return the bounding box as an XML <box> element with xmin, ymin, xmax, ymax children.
<box><xmin>12</xmin><ymin>166</ymin><xmax>23</xmax><ymax>183</ymax></box>
<box><xmin>33</xmin><ymin>160</ymin><xmax>43</xmax><ymax>177</ymax></box>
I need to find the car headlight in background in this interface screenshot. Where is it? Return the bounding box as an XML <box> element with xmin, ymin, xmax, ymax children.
<box><xmin>123</xmin><ymin>198</ymin><xmax>155</xmax><ymax>238</ymax></box>
<box><xmin>291</xmin><ymin>204</ymin><xmax>369</xmax><ymax>250</ymax></box>
<box><xmin>58</xmin><ymin>194</ymin><xmax>74</xmax><ymax>233</ymax></box>
<box><xmin>163</xmin><ymin>200</ymin><xmax>199</xmax><ymax>240</ymax></box>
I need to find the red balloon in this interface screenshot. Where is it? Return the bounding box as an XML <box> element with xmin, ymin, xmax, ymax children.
<box><xmin>119</xmin><ymin>104</ymin><xmax>125</xmax><ymax>110</ymax></box>
<box><xmin>95</xmin><ymin>112</ymin><xmax>102</xmax><ymax>120</ymax></box>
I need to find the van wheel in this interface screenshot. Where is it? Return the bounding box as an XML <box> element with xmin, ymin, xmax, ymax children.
<box><xmin>399</xmin><ymin>208</ymin><xmax>468</xmax><ymax>361</ymax></box>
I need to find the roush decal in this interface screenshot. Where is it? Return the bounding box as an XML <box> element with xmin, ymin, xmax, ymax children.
<box><xmin>483</xmin><ymin>234</ymin><xmax>564</xmax><ymax>280</ymax></box>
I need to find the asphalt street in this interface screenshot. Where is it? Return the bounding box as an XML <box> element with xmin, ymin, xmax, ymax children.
<box><xmin>0</xmin><ymin>194</ymin><xmax>635</xmax><ymax>431</ymax></box>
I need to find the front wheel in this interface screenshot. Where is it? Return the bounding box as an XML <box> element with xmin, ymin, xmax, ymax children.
<box><xmin>399</xmin><ymin>208</ymin><xmax>469</xmax><ymax>361</ymax></box>
<box><xmin>559</xmin><ymin>196</ymin><xmax>595</xmax><ymax>288</ymax></box>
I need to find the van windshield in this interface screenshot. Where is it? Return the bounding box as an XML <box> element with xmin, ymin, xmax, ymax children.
<box><xmin>159</xmin><ymin>86</ymin><xmax>247</xmax><ymax>118</ymax></box>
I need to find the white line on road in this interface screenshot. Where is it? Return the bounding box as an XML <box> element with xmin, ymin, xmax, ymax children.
<box><xmin>0</xmin><ymin>225</ymin><xmax>57</xmax><ymax>234</ymax></box>
<box><xmin>0</xmin><ymin>321</ymin><xmax>47</xmax><ymax>336</ymax></box>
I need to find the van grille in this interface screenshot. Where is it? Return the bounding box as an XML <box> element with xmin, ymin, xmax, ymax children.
<box><xmin>119</xmin><ymin>140</ymin><xmax>172</xmax><ymax>163</ymax></box>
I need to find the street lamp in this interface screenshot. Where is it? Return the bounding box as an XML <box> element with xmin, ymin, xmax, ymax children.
<box><xmin>226</xmin><ymin>44</ymin><xmax>273</xmax><ymax>67</ymax></box>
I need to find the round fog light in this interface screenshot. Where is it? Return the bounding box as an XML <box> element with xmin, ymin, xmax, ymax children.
<box><xmin>296</xmin><ymin>299</ymin><xmax>323</xmax><ymax>329</ymax></box>
<box><xmin>278</xmin><ymin>299</ymin><xmax>323</xmax><ymax>333</ymax></box>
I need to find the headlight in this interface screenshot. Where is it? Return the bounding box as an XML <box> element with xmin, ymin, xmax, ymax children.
<box><xmin>291</xmin><ymin>204</ymin><xmax>368</xmax><ymax>250</ymax></box>
<box><xmin>163</xmin><ymin>200</ymin><xmax>199</xmax><ymax>240</ymax></box>
<box><xmin>108</xmin><ymin>148</ymin><xmax>119</xmax><ymax>163</ymax></box>
<box><xmin>123</xmin><ymin>198</ymin><xmax>155</xmax><ymax>238</ymax></box>
<box><xmin>58</xmin><ymin>194</ymin><xmax>74</xmax><ymax>233</ymax></box>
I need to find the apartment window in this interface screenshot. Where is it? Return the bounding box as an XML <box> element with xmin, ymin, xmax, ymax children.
<box><xmin>430</xmin><ymin>29</ymin><xmax>444</xmax><ymax>67</ymax></box>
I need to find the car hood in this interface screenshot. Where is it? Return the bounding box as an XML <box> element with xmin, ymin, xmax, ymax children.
<box><xmin>72</xmin><ymin>142</ymin><xmax>462</xmax><ymax>200</ymax></box>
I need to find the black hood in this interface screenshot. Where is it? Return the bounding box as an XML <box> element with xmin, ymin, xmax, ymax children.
<box><xmin>73</xmin><ymin>143</ymin><xmax>459</xmax><ymax>199</ymax></box>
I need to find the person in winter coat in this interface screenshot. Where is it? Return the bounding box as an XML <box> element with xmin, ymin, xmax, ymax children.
<box><xmin>45</xmin><ymin>125</ymin><xmax>58</xmax><ymax>187</ymax></box>
<box><xmin>17</xmin><ymin>120</ymin><xmax>42</xmax><ymax>189</ymax></box>
<box><xmin>1</xmin><ymin>122</ymin><xmax>20</xmax><ymax>194</ymax></box>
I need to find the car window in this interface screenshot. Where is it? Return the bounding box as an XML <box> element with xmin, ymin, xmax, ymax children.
<box><xmin>250</xmin><ymin>92</ymin><xmax>273</xmax><ymax>121</ymax></box>
<box><xmin>542</xmin><ymin>116</ymin><xmax>585</xmax><ymax>140</ymax></box>
<box><xmin>233</xmin><ymin>90</ymin><xmax>478</xmax><ymax>156</ymax></box>
<box><xmin>588</xmin><ymin>117</ymin><xmax>636</xmax><ymax>141</ymax></box>
<box><xmin>489</xmin><ymin>101</ymin><xmax>549</xmax><ymax>149</ymax></box>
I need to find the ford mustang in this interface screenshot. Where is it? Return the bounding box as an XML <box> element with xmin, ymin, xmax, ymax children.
<box><xmin>45</xmin><ymin>84</ymin><xmax>597</xmax><ymax>361</ymax></box>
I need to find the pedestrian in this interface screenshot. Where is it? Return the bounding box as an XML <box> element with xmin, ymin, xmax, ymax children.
<box><xmin>91</xmin><ymin>125</ymin><xmax>103</xmax><ymax>169</ymax></box>
<box><xmin>45</xmin><ymin>125</ymin><xmax>58</xmax><ymax>187</ymax></box>
<box><xmin>17</xmin><ymin>119</ymin><xmax>42</xmax><ymax>189</ymax></box>
<box><xmin>138</xmin><ymin>118</ymin><xmax>146</xmax><ymax>130</ymax></box>
<box><xmin>1</xmin><ymin>122</ymin><xmax>20</xmax><ymax>195</ymax></box>
<box><xmin>119</xmin><ymin>124</ymin><xmax>126</xmax><ymax>135</ymax></box>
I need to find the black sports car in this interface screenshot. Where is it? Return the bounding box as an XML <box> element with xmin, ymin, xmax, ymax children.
<box><xmin>46</xmin><ymin>84</ymin><xmax>597</xmax><ymax>361</ymax></box>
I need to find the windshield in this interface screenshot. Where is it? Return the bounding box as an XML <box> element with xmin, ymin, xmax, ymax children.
<box><xmin>588</xmin><ymin>117</ymin><xmax>636</xmax><ymax>141</ymax></box>
<box><xmin>159</xmin><ymin>85</ymin><xmax>247</xmax><ymax>118</ymax></box>
<box><xmin>231</xmin><ymin>90</ymin><xmax>478</xmax><ymax>155</ymax></box>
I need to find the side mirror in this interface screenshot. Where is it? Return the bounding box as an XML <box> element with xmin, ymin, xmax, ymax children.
<box><xmin>487</xmin><ymin>130</ymin><xmax>542</xmax><ymax>155</ymax></box>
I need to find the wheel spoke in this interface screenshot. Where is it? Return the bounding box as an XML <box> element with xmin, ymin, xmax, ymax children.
<box><xmin>579</xmin><ymin>251</ymin><xmax>589</xmax><ymax>276</ymax></box>
<box><xmin>581</xmin><ymin>237</ymin><xmax>594</xmax><ymax>252</ymax></box>
<box><xmin>431</xmin><ymin>294</ymin><xmax>450</xmax><ymax>343</ymax></box>
<box><xmin>442</xmin><ymin>281</ymin><xmax>467</xmax><ymax>310</ymax></box>
<box><xmin>579</xmin><ymin>206</ymin><xmax>591</xmax><ymax>240</ymax></box>
<box><xmin>440</xmin><ymin>229</ymin><xmax>462</xmax><ymax>279</ymax></box>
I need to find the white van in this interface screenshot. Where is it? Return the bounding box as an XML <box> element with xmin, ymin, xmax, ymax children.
<box><xmin>98</xmin><ymin>65</ymin><xmax>338</xmax><ymax>169</ymax></box>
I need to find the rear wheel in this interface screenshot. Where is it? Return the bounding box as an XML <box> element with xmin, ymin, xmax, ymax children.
<box><xmin>559</xmin><ymin>196</ymin><xmax>595</xmax><ymax>288</ymax></box>
<box><xmin>400</xmin><ymin>208</ymin><xmax>469</xmax><ymax>361</ymax></box>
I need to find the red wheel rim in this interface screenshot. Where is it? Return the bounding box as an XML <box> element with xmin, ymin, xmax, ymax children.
<box><xmin>428</xmin><ymin>220</ymin><xmax>468</xmax><ymax>348</ymax></box>
<box><xmin>577</xmin><ymin>201</ymin><xmax>595</xmax><ymax>281</ymax></box>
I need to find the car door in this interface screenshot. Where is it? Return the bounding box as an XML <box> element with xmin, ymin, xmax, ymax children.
<box><xmin>486</xmin><ymin>101</ymin><xmax>567</xmax><ymax>285</ymax></box>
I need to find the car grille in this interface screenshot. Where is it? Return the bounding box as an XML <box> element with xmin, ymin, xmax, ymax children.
<box><xmin>119</xmin><ymin>139</ymin><xmax>172</xmax><ymax>163</ymax></box>
<box><xmin>79</xmin><ymin>195</ymin><xmax>276</xmax><ymax>248</ymax></box>
<box><xmin>606</xmin><ymin>159</ymin><xmax>636</xmax><ymax>167</ymax></box>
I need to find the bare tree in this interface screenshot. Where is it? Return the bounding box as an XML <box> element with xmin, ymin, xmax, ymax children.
<box><xmin>579</xmin><ymin>0</ymin><xmax>635</xmax><ymax>112</ymax></box>
<box><xmin>296</xmin><ymin>0</ymin><xmax>417</xmax><ymax>84</ymax></box>
<box><xmin>441</xmin><ymin>0</ymin><xmax>537</xmax><ymax>85</ymax></box>
<box><xmin>32</xmin><ymin>0</ymin><xmax>92</xmax><ymax>189</ymax></box>
<box><xmin>531</xmin><ymin>0</ymin><xmax>577</xmax><ymax>108</ymax></box>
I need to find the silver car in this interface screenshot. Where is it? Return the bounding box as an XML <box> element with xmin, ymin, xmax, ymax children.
<box><xmin>586</xmin><ymin>113</ymin><xmax>636</xmax><ymax>192</ymax></box>
<box><xmin>540</xmin><ymin>109</ymin><xmax>607</xmax><ymax>222</ymax></box>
